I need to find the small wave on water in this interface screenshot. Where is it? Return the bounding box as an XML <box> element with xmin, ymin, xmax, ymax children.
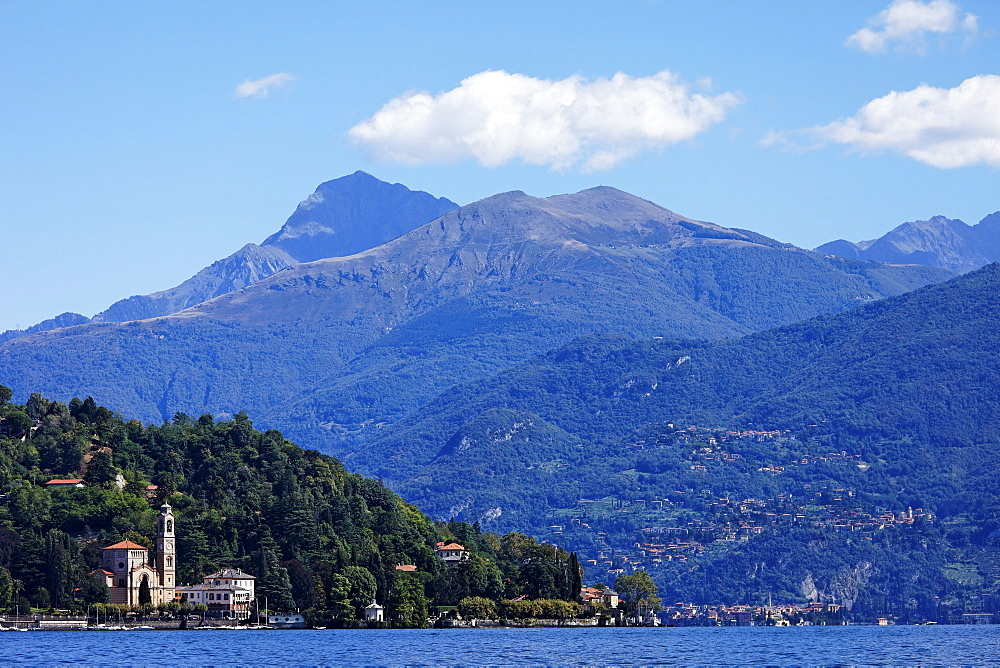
<box><xmin>0</xmin><ymin>625</ymin><xmax>997</xmax><ymax>666</ymax></box>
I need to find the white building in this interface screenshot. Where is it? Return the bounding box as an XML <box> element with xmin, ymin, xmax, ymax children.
<box><xmin>364</xmin><ymin>601</ymin><xmax>384</xmax><ymax>622</ymax></box>
<box><xmin>176</xmin><ymin>568</ymin><xmax>256</xmax><ymax>619</ymax></box>
<box><xmin>434</xmin><ymin>541</ymin><xmax>469</xmax><ymax>565</ymax></box>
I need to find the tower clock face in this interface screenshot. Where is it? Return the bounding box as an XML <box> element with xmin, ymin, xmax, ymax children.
<box><xmin>165</xmin><ymin>540</ymin><xmax>173</xmax><ymax>551</ymax></box>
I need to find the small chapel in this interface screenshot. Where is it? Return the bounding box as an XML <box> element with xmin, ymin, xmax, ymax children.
<box><xmin>96</xmin><ymin>502</ymin><xmax>177</xmax><ymax>606</ymax></box>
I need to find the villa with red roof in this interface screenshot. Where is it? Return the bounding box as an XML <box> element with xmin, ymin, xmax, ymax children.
<box><xmin>176</xmin><ymin>568</ymin><xmax>256</xmax><ymax>619</ymax></box>
<box><xmin>435</xmin><ymin>541</ymin><xmax>469</xmax><ymax>564</ymax></box>
<box><xmin>45</xmin><ymin>478</ymin><xmax>85</xmax><ymax>488</ymax></box>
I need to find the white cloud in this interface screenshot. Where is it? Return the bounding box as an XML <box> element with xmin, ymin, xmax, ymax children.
<box><xmin>348</xmin><ymin>70</ymin><xmax>741</xmax><ymax>171</ymax></box>
<box><xmin>845</xmin><ymin>0</ymin><xmax>978</xmax><ymax>54</ymax></box>
<box><xmin>234</xmin><ymin>73</ymin><xmax>295</xmax><ymax>99</ymax></box>
<box><xmin>812</xmin><ymin>75</ymin><xmax>1000</xmax><ymax>168</ymax></box>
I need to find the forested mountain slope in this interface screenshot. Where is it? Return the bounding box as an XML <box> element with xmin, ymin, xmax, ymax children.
<box><xmin>0</xmin><ymin>392</ymin><xmax>581</xmax><ymax>624</ymax></box>
<box><xmin>368</xmin><ymin>261</ymin><xmax>1000</xmax><ymax>480</ymax></box>
<box><xmin>359</xmin><ymin>264</ymin><xmax>1000</xmax><ymax>621</ymax></box>
<box><xmin>0</xmin><ymin>186</ymin><xmax>949</xmax><ymax>456</ymax></box>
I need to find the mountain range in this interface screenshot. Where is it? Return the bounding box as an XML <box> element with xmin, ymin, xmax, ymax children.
<box><xmin>0</xmin><ymin>178</ymin><xmax>948</xmax><ymax>457</ymax></box>
<box><xmin>1</xmin><ymin>171</ymin><xmax>997</xmax><ymax>617</ymax></box>
<box><xmin>816</xmin><ymin>212</ymin><xmax>1000</xmax><ymax>273</ymax></box>
<box><xmin>0</xmin><ymin>171</ymin><xmax>458</xmax><ymax>338</ymax></box>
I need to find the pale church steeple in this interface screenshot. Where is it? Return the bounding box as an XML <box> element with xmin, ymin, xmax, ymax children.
<box><xmin>156</xmin><ymin>502</ymin><xmax>176</xmax><ymax>597</ymax></box>
<box><xmin>97</xmin><ymin>501</ymin><xmax>179</xmax><ymax>606</ymax></box>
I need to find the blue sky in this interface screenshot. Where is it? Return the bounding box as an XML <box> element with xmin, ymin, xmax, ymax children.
<box><xmin>1</xmin><ymin>0</ymin><xmax>998</xmax><ymax>332</ymax></box>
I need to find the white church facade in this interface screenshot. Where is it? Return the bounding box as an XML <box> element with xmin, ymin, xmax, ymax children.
<box><xmin>96</xmin><ymin>502</ymin><xmax>177</xmax><ymax>606</ymax></box>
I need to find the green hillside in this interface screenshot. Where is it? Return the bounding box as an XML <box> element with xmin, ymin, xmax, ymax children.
<box><xmin>0</xmin><ymin>391</ymin><xmax>581</xmax><ymax>625</ymax></box>
<box><xmin>360</xmin><ymin>264</ymin><xmax>1000</xmax><ymax>622</ymax></box>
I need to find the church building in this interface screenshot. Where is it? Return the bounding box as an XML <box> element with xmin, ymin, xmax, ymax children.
<box><xmin>96</xmin><ymin>502</ymin><xmax>177</xmax><ymax>606</ymax></box>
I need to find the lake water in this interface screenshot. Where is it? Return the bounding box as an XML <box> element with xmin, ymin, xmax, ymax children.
<box><xmin>1</xmin><ymin>625</ymin><xmax>998</xmax><ymax>665</ymax></box>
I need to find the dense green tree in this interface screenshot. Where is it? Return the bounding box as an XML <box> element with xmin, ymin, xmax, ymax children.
<box><xmin>326</xmin><ymin>573</ymin><xmax>356</xmax><ymax>620</ymax></box>
<box><xmin>615</xmin><ymin>571</ymin><xmax>661</xmax><ymax>618</ymax></box>
<box><xmin>0</xmin><ymin>565</ymin><xmax>13</xmax><ymax>610</ymax></box>
<box><xmin>84</xmin><ymin>450</ymin><xmax>119</xmax><ymax>486</ymax></box>
<box><xmin>78</xmin><ymin>571</ymin><xmax>109</xmax><ymax>605</ymax></box>
<box><xmin>387</xmin><ymin>571</ymin><xmax>430</xmax><ymax>628</ymax></box>
<box><xmin>567</xmin><ymin>552</ymin><xmax>583</xmax><ymax>601</ymax></box>
<box><xmin>457</xmin><ymin>595</ymin><xmax>495</xmax><ymax>620</ymax></box>
<box><xmin>342</xmin><ymin>565</ymin><xmax>377</xmax><ymax>615</ymax></box>
<box><xmin>24</xmin><ymin>393</ymin><xmax>49</xmax><ymax>420</ymax></box>
<box><xmin>283</xmin><ymin>559</ymin><xmax>318</xmax><ymax>610</ymax></box>
<box><xmin>31</xmin><ymin>586</ymin><xmax>50</xmax><ymax>609</ymax></box>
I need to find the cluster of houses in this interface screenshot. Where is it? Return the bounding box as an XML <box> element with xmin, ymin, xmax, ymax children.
<box><xmin>547</xmin><ymin>448</ymin><xmax>935</xmax><ymax>577</ymax></box>
<box><xmin>90</xmin><ymin>517</ymin><xmax>476</xmax><ymax>622</ymax></box>
<box><xmin>650</xmin><ymin>602</ymin><xmax>996</xmax><ymax>627</ymax></box>
<box><xmin>90</xmin><ymin>501</ymin><xmax>259</xmax><ymax>618</ymax></box>
<box><xmin>653</xmin><ymin>601</ymin><xmax>847</xmax><ymax>626</ymax></box>
<box><xmin>569</xmin><ymin>495</ymin><xmax>935</xmax><ymax>576</ymax></box>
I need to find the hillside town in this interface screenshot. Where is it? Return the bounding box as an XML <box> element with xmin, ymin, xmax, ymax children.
<box><xmin>0</xmin><ymin>472</ymin><xmax>991</xmax><ymax>631</ymax></box>
<box><xmin>543</xmin><ymin>424</ymin><xmax>941</xmax><ymax>578</ymax></box>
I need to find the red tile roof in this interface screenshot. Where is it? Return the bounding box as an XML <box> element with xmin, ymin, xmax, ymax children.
<box><xmin>395</xmin><ymin>564</ymin><xmax>418</xmax><ymax>572</ymax></box>
<box><xmin>45</xmin><ymin>478</ymin><xmax>84</xmax><ymax>485</ymax></box>
<box><xmin>436</xmin><ymin>542</ymin><xmax>466</xmax><ymax>551</ymax></box>
<box><xmin>102</xmin><ymin>540</ymin><xmax>147</xmax><ymax>550</ymax></box>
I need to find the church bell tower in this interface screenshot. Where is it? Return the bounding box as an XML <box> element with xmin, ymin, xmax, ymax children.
<box><xmin>156</xmin><ymin>502</ymin><xmax>176</xmax><ymax>601</ymax></box>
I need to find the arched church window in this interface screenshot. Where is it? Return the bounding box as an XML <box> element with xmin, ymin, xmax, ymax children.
<box><xmin>166</xmin><ymin>519</ymin><xmax>173</xmax><ymax>533</ymax></box>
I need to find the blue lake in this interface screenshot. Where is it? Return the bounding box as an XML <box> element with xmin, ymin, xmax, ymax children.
<box><xmin>1</xmin><ymin>625</ymin><xmax>998</xmax><ymax>665</ymax></box>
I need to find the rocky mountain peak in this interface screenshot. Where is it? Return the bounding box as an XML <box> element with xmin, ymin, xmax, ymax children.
<box><xmin>816</xmin><ymin>211</ymin><xmax>1000</xmax><ymax>273</ymax></box>
<box><xmin>262</xmin><ymin>171</ymin><xmax>459</xmax><ymax>262</ymax></box>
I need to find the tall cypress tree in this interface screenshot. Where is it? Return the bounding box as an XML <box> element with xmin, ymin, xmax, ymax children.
<box><xmin>568</xmin><ymin>552</ymin><xmax>583</xmax><ymax>602</ymax></box>
<box><xmin>139</xmin><ymin>575</ymin><xmax>152</xmax><ymax>606</ymax></box>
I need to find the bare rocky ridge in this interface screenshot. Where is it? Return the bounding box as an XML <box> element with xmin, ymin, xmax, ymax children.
<box><xmin>817</xmin><ymin>211</ymin><xmax>1000</xmax><ymax>273</ymax></box>
<box><xmin>91</xmin><ymin>244</ymin><xmax>298</xmax><ymax>323</ymax></box>
<box><xmin>263</xmin><ymin>170</ymin><xmax>458</xmax><ymax>262</ymax></box>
